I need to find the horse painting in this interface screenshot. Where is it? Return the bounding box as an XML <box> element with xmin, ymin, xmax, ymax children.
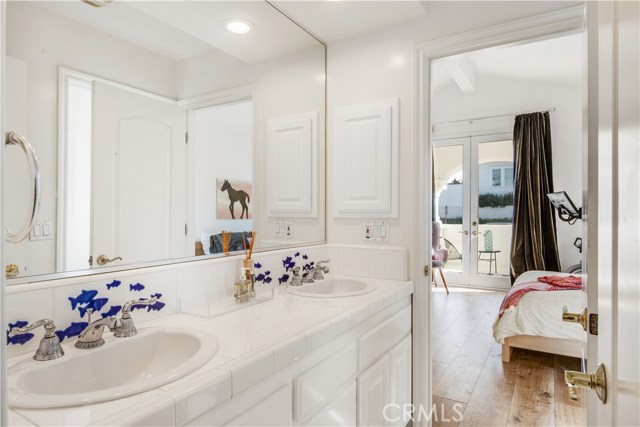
<box><xmin>220</xmin><ymin>179</ymin><xmax>251</xmax><ymax>219</ymax></box>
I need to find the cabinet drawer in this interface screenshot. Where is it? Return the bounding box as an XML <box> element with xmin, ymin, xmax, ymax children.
<box><xmin>294</xmin><ymin>342</ymin><xmax>358</xmax><ymax>423</ymax></box>
<box><xmin>359</xmin><ymin>305</ymin><xmax>411</xmax><ymax>371</ymax></box>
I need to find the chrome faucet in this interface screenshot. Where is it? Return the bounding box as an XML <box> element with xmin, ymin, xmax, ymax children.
<box><xmin>302</xmin><ymin>259</ymin><xmax>330</xmax><ymax>283</ymax></box>
<box><xmin>114</xmin><ymin>297</ymin><xmax>158</xmax><ymax>338</ymax></box>
<box><xmin>289</xmin><ymin>266</ymin><xmax>303</xmax><ymax>286</ymax></box>
<box><xmin>10</xmin><ymin>319</ymin><xmax>64</xmax><ymax>361</ymax></box>
<box><xmin>75</xmin><ymin>316</ymin><xmax>121</xmax><ymax>349</ymax></box>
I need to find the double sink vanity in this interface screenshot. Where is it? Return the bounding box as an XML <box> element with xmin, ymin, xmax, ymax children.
<box><xmin>7</xmin><ymin>272</ymin><xmax>413</xmax><ymax>426</ymax></box>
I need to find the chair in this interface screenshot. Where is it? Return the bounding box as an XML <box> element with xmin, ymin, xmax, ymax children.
<box><xmin>443</xmin><ymin>238</ymin><xmax>462</xmax><ymax>262</ymax></box>
<box><xmin>432</xmin><ymin>222</ymin><xmax>449</xmax><ymax>294</ymax></box>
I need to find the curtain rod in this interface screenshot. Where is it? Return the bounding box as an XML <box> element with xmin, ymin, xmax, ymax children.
<box><xmin>433</xmin><ymin>107</ymin><xmax>556</xmax><ymax>128</ymax></box>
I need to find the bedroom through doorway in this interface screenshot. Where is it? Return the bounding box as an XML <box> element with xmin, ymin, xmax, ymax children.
<box><xmin>428</xmin><ymin>29</ymin><xmax>587</xmax><ymax>426</ymax></box>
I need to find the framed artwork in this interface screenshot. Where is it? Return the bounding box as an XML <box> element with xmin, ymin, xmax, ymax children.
<box><xmin>216</xmin><ymin>178</ymin><xmax>252</xmax><ymax>219</ymax></box>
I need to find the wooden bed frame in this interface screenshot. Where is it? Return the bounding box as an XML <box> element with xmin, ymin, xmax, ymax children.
<box><xmin>502</xmin><ymin>335</ymin><xmax>583</xmax><ymax>362</ymax></box>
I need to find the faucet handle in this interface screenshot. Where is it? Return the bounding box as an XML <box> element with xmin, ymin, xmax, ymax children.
<box><xmin>121</xmin><ymin>296</ymin><xmax>158</xmax><ymax>318</ymax></box>
<box><xmin>317</xmin><ymin>259</ymin><xmax>330</xmax><ymax>272</ymax></box>
<box><xmin>10</xmin><ymin>319</ymin><xmax>64</xmax><ymax>361</ymax></box>
<box><xmin>115</xmin><ymin>296</ymin><xmax>158</xmax><ymax>338</ymax></box>
<box><xmin>10</xmin><ymin>319</ymin><xmax>57</xmax><ymax>338</ymax></box>
<box><xmin>291</xmin><ymin>266</ymin><xmax>301</xmax><ymax>276</ymax></box>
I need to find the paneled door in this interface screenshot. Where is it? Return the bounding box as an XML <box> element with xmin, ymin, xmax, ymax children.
<box><xmin>433</xmin><ymin>133</ymin><xmax>513</xmax><ymax>289</ymax></box>
<box><xmin>92</xmin><ymin>82</ymin><xmax>187</xmax><ymax>267</ymax></box>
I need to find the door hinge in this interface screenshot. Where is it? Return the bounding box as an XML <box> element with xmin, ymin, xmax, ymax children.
<box><xmin>88</xmin><ymin>255</ymin><xmax>93</xmax><ymax>266</ymax></box>
<box><xmin>589</xmin><ymin>313</ymin><xmax>598</xmax><ymax>335</ymax></box>
<box><xmin>185</xmin><ymin>132</ymin><xmax>189</xmax><ymax>144</ymax></box>
<box><xmin>185</xmin><ymin>224</ymin><xmax>188</xmax><ymax>236</ymax></box>
<box><xmin>424</xmin><ymin>265</ymin><xmax>430</xmax><ymax>277</ymax></box>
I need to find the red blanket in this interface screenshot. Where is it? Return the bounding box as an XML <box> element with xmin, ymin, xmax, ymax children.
<box><xmin>498</xmin><ymin>275</ymin><xmax>583</xmax><ymax>318</ymax></box>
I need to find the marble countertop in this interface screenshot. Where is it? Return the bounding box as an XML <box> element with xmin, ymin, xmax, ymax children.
<box><xmin>8</xmin><ymin>275</ymin><xmax>414</xmax><ymax>426</ymax></box>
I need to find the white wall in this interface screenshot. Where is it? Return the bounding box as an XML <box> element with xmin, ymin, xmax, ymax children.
<box><xmin>5</xmin><ymin>1</ymin><xmax>178</xmax><ymax>275</ymax></box>
<box><xmin>433</xmin><ymin>76</ymin><xmax>583</xmax><ymax>270</ymax></box>
<box><xmin>193</xmin><ymin>101</ymin><xmax>253</xmax><ymax>243</ymax></box>
<box><xmin>326</xmin><ymin>2</ymin><xmax>582</xmax><ymax>277</ymax></box>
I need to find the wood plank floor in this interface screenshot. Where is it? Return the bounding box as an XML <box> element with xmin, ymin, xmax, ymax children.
<box><xmin>431</xmin><ymin>287</ymin><xmax>586</xmax><ymax>427</ymax></box>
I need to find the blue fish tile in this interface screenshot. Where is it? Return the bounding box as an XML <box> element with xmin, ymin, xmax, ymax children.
<box><xmin>101</xmin><ymin>305</ymin><xmax>122</xmax><ymax>318</ymax></box>
<box><xmin>254</xmin><ymin>262</ymin><xmax>262</xmax><ymax>269</ymax></box>
<box><xmin>278</xmin><ymin>274</ymin><xmax>290</xmax><ymax>285</ymax></box>
<box><xmin>151</xmin><ymin>293</ymin><xmax>163</xmax><ymax>299</ymax></box>
<box><xmin>68</xmin><ymin>290</ymin><xmax>98</xmax><ymax>310</ymax></box>
<box><xmin>106</xmin><ymin>280</ymin><xmax>122</xmax><ymax>290</ymax></box>
<box><xmin>78</xmin><ymin>298</ymin><xmax>109</xmax><ymax>318</ymax></box>
<box><xmin>129</xmin><ymin>283</ymin><xmax>145</xmax><ymax>292</ymax></box>
<box><xmin>6</xmin><ymin>321</ymin><xmax>34</xmax><ymax>346</ymax></box>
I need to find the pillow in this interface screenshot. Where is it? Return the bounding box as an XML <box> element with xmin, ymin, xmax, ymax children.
<box><xmin>210</xmin><ymin>232</ymin><xmax>251</xmax><ymax>254</ymax></box>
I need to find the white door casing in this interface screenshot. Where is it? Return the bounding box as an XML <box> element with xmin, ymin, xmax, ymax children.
<box><xmin>92</xmin><ymin>81</ymin><xmax>187</xmax><ymax>267</ymax></box>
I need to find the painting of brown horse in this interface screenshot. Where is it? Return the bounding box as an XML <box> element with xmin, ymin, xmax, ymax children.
<box><xmin>218</xmin><ymin>179</ymin><xmax>251</xmax><ymax>219</ymax></box>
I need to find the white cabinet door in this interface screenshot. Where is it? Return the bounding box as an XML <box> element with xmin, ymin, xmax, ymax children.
<box><xmin>388</xmin><ymin>336</ymin><xmax>412</xmax><ymax>427</ymax></box>
<box><xmin>92</xmin><ymin>82</ymin><xmax>187</xmax><ymax>266</ymax></box>
<box><xmin>357</xmin><ymin>354</ymin><xmax>389</xmax><ymax>427</ymax></box>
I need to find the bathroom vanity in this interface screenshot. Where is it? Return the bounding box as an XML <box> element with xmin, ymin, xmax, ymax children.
<box><xmin>7</xmin><ymin>273</ymin><xmax>413</xmax><ymax>426</ymax></box>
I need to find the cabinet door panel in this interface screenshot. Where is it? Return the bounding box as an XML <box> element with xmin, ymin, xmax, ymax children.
<box><xmin>357</xmin><ymin>355</ymin><xmax>389</xmax><ymax>427</ymax></box>
<box><xmin>303</xmin><ymin>382</ymin><xmax>356</xmax><ymax>427</ymax></box>
<box><xmin>389</xmin><ymin>335</ymin><xmax>412</xmax><ymax>427</ymax></box>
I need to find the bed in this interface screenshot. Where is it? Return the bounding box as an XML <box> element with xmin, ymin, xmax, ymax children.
<box><xmin>493</xmin><ymin>270</ymin><xmax>587</xmax><ymax>362</ymax></box>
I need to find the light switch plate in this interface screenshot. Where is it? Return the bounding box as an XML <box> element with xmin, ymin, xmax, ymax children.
<box><xmin>29</xmin><ymin>221</ymin><xmax>53</xmax><ymax>241</ymax></box>
<box><xmin>274</xmin><ymin>220</ymin><xmax>294</xmax><ymax>239</ymax></box>
<box><xmin>363</xmin><ymin>221</ymin><xmax>389</xmax><ymax>242</ymax></box>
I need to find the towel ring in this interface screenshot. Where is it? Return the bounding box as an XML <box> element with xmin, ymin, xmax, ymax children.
<box><xmin>4</xmin><ymin>131</ymin><xmax>41</xmax><ymax>243</ymax></box>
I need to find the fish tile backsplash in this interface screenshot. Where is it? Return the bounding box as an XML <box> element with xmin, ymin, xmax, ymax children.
<box><xmin>5</xmin><ymin>244</ymin><xmax>331</xmax><ymax>358</ymax></box>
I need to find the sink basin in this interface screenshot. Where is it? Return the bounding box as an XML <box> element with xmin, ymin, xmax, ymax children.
<box><xmin>287</xmin><ymin>278</ymin><xmax>376</xmax><ymax>298</ymax></box>
<box><xmin>8</xmin><ymin>327</ymin><xmax>219</xmax><ymax>409</ymax></box>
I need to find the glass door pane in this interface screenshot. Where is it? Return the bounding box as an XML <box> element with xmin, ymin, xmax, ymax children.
<box><xmin>472</xmin><ymin>138</ymin><xmax>513</xmax><ymax>283</ymax></box>
<box><xmin>433</xmin><ymin>139</ymin><xmax>469</xmax><ymax>283</ymax></box>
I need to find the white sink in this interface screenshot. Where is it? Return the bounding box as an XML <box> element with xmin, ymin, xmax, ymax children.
<box><xmin>287</xmin><ymin>278</ymin><xmax>376</xmax><ymax>298</ymax></box>
<box><xmin>8</xmin><ymin>327</ymin><xmax>219</xmax><ymax>409</ymax></box>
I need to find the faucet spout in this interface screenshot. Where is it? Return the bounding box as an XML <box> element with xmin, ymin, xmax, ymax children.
<box><xmin>75</xmin><ymin>317</ymin><xmax>121</xmax><ymax>349</ymax></box>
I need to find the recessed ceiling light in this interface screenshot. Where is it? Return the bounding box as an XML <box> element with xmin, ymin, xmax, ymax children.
<box><xmin>224</xmin><ymin>19</ymin><xmax>254</xmax><ymax>35</ymax></box>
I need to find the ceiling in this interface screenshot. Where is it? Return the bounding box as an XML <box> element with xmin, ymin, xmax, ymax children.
<box><xmin>432</xmin><ymin>32</ymin><xmax>584</xmax><ymax>92</ymax></box>
<box><xmin>33</xmin><ymin>1</ymin><xmax>320</xmax><ymax>64</ymax></box>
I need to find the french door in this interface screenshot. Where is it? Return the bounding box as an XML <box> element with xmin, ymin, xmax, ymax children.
<box><xmin>432</xmin><ymin>133</ymin><xmax>513</xmax><ymax>289</ymax></box>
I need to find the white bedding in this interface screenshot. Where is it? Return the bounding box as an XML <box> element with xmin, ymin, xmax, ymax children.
<box><xmin>492</xmin><ymin>270</ymin><xmax>588</xmax><ymax>344</ymax></box>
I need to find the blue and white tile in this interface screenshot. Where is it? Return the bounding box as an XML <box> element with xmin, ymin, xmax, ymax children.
<box><xmin>122</xmin><ymin>269</ymin><xmax>178</xmax><ymax>324</ymax></box>
<box><xmin>5</xmin><ymin>288</ymin><xmax>54</xmax><ymax>358</ymax></box>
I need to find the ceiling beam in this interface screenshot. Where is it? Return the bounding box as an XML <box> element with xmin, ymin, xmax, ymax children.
<box><xmin>442</xmin><ymin>57</ymin><xmax>476</xmax><ymax>94</ymax></box>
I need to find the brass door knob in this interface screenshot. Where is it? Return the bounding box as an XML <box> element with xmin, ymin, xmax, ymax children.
<box><xmin>5</xmin><ymin>264</ymin><xmax>19</xmax><ymax>279</ymax></box>
<box><xmin>458</xmin><ymin>230</ymin><xmax>469</xmax><ymax>235</ymax></box>
<box><xmin>565</xmin><ymin>363</ymin><xmax>607</xmax><ymax>403</ymax></box>
<box><xmin>96</xmin><ymin>255</ymin><xmax>123</xmax><ymax>266</ymax></box>
<box><xmin>562</xmin><ymin>306</ymin><xmax>588</xmax><ymax>331</ymax></box>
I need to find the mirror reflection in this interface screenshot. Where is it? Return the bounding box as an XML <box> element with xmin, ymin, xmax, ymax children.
<box><xmin>3</xmin><ymin>0</ymin><xmax>326</xmax><ymax>281</ymax></box>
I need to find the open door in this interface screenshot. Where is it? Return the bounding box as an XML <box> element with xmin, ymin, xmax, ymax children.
<box><xmin>574</xmin><ymin>2</ymin><xmax>640</xmax><ymax>425</ymax></box>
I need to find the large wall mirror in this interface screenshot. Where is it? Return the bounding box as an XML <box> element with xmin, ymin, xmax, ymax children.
<box><xmin>2</xmin><ymin>0</ymin><xmax>326</xmax><ymax>283</ymax></box>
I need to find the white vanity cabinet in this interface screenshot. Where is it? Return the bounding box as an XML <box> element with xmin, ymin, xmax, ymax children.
<box><xmin>182</xmin><ymin>297</ymin><xmax>412</xmax><ymax>427</ymax></box>
<box><xmin>357</xmin><ymin>335</ymin><xmax>412</xmax><ymax>427</ymax></box>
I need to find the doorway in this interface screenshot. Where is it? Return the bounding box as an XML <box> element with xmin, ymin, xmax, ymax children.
<box><xmin>417</xmin><ymin>14</ymin><xmax>588</xmax><ymax>427</ymax></box>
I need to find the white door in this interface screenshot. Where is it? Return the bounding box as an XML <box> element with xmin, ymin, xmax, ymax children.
<box><xmin>587</xmin><ymin>1</ymin><xmax>640</xmax><ymax>425</ymax></box>
<box><xmin>433</xmin><ymin>134</ymin><xmax>513</xmax><ymax>289</ymax></box>
<box><xmin>358</xmin><ymin>354</ymin><xmax>390</xmax><ymax>427</ymax></box>
<box><xmin>92</xmin><ymin>82</ymin><xmax>187</xmax><ymax>267</ymax></box>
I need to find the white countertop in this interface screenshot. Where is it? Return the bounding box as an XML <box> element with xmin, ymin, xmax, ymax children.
<box><xmin>8</xmin><ymin>275</ymin><xmax>414</xmax><ymax>426</ymax></box>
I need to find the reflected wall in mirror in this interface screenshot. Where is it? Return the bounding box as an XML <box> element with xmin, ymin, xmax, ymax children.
<box><xmin>2</xmin><ymin>1</ymin><xmax>326</xmax><ymax>282</ymax></box>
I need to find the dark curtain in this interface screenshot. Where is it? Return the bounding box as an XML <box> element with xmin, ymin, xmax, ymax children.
<box><xmin>510</xmin><ymin>111</ymin><xmax>561</xmax><ymax>283</ymax></box>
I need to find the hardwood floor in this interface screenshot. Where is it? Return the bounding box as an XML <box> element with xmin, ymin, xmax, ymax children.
<box><xmin>431</xmin><ymin>287</ymin><xmax>586</xmax><ymax>427</ymax></box>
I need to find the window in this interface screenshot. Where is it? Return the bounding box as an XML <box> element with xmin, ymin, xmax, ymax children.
<box><xmin>491</xmin><ymin>167</ymin><xmax>514</xmax><ymax>187</ymax></box>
